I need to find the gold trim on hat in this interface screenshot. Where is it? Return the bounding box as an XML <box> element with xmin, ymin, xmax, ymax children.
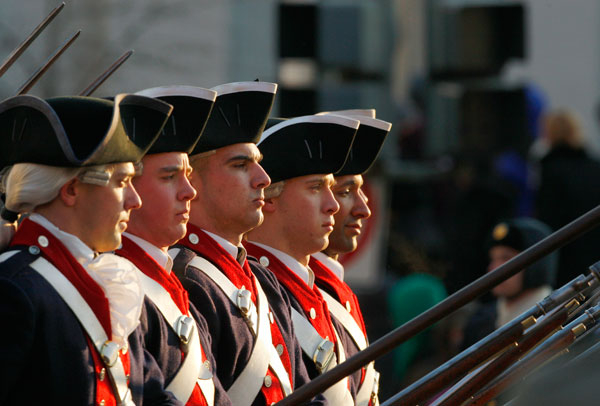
<box><xmin>493</xmin><ymin>223</ymin><xmax>509</xmax><ymax>241</ymax></box>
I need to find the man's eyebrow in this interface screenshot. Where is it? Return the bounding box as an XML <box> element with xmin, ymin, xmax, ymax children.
<box><xmin>113</xmin><ymin>168</ymin><xmax>136</xmax><ymax>178</ymax></box>
<box><xmin>226</xmin><ymin>153</ymin><xmax>262</xmax><ymax>164</ymax></box>
<box><xmin>158</xmin><ymin>165</ymin><xmax>184</xmax><ymax>173</ymax></box>
<box><xmin>305</xmin><ymin>177</ymin><xmax>326</xmax><ymax>187</ymax></box>
<box><xmin>335</xmin><ymin>179</ymin><xmax>358</xmax><ymax>188</ymax></box>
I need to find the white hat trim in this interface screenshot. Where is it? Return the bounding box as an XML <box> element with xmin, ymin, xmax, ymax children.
<box><xmin>135</xmin><ymin>85</ymin><xmax>217</xmax><ymax>102</ymax></box>
<box><xmin>258</xmin><ymin>114</ymin><xmax>360</xmax><ymax>145</ymax></box>
<box><xmin>211</xmin><ymin>81</ymin><xmax>278</xmax><ymax>96</ymax></box>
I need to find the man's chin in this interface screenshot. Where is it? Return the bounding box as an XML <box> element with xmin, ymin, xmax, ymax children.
<box><xmin>95</xmin><ymin>235</ymin><xmax>122</xmax><ymax>253</ymax></box>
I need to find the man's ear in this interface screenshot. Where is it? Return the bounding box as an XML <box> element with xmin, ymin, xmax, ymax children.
<box><xmin>263</xmin><ymin>197</ymin><xmax>277</xmax><ymax>214</ymax></box>
<box><xmin>58</xmin><ymin>178</ymin><xmax>80</xmax><ymax>207</ymax></box>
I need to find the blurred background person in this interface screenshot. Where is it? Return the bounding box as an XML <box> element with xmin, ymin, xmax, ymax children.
<box><xmin>460</xmin><ymin>217</ymin><xmax>558</xmax><ymax>350</ymax></box>
<box><xmin>534</xmin><ymin>109</ymin><xmax>600</xmax><ymax>288</ymax></box>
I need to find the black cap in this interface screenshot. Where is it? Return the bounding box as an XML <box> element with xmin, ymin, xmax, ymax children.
<box><xmin>257</xmin><ymin>114</ymin><xmax>359</xmax><ymax>183</ymax></box>
<box><xmin>488</xmin><ymin>218</ymin><xmax>558</xmax><ymax>289</ymax></box>
<box><xmin>0</xmin><ymin>94</ymin><xmax>171</xmax><ymax>169</ymax></box>
<box><xmin>191</xmin><ymin>81</ymin><xmax>277</xmax><ymax>155</ymax></box>
<box><xmin>135</xmin><ymin>85</ymin><xmax>217</xmax><ymax>154</ymax></box>
<box><xmin>320</xmin><ymin>113</ymin><xmax>392</xmax><ymax>175</ymax></box>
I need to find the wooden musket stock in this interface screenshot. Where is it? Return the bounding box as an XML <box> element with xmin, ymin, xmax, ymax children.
<box><xmin>0</xmin><ymin>3</ymin><xmax>65</xmax><ymax>78</ymax></box>
<box><xmin>431</xmin><ymin>300</ymin><xmax>577</xmax><ymax>406</ymax></box>
<box><xmin>468</xmin><ymin>303</ymin><xmax>600</xmax><ymax>406</ymax></box>
<box><xmin>275</xmin><ymin>204</ymin><xmax>600</xmax><ymax>406</ymax></box>
<box><xmin>385</xmin><ymin>272</ymin><xmax>598</xmax><ymax>406</ymax></box>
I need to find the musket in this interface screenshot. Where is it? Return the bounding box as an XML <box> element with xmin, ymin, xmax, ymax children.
<box><xmin>15</xmin><ymin>30</ymin><xmax>81</xmax><ymax>95</ymax></box>
<box><xmin>429</xmin><ymin>297</ymin><xmax>581</xmax><ymax>406</ymax></box>
<box><xmin>274</xmin><ymin>204</ymin><xmax>600</xmax><ymax>406</ymax></box>
<box><xmin>467</xmin><ymin>302</ymin><xmax>600</xmax><ymax>406</ymax></box>
<box><xmin>79</xmin><ymin>50</ymin><xmax>134</xmax><ymax>96</ymax></box>
<box><xmin>0</xmin><ymin>2</ymin><xmax>65</xmax><ymax>78</ymax></box>
<box><xmin>382</xmin><ymin>272</ymin><xmax>600</xmax><ymax>406</ymax></box>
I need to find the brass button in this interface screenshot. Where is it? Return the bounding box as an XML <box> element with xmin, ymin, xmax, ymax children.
<box><xmin>259</xmin><ymin>256</ymin><xmax>270</xmax><ymax>267</ymax></box>
<box><xmin>99</xmin><ymin>400</ymin><xmax>105</xmax><ymax>406</ymax></box>
<box><xmin>264</xmin><ymin>375</ymin><xmax>272</xmax><ymax>387</ymax></box>
<box><xmin>276</xmin><ymin>344</ymin><xmax>284</xmax><ymax>356</ymax></box>
<box><xmin>28</xmin><ymin>246</ymin><xmax>40</xmax><ymax>255</ymax></box>
<box><xmin>310</xmin><ymin>308</ymin><xmax>317</xmax><ymax>319</ymax></box>
<box><xmin>189</xmin><ymin>233</ymin><xmax>199</xmax><ymax>244</ymax></box>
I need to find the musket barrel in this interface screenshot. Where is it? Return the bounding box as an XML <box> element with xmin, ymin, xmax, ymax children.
<box><xmin>0</xmin><ymin>3</ymin><xmax>65</xmax><ymax>78</ymax></box>
<box><xmin>275</xmin><ymin>204</ymin><xmax>600</xmax><ymax>406</ymax></box>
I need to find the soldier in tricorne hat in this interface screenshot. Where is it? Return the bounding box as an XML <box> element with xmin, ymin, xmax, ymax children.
<box><xmin>308</xmin><ymin>110</ymin><xmax>392</xmax><ymax>406</ymax></box>
<box><xmin>244</xmin><ymin>114</ymin><xmax>359</xmax><ymax>406</ymax></box>
<box><xmin>114</xmin><ymin>85</ymin><xmax>231</xmax><ymax>406</ymax></box>
<box><xmin>0</xmin><ymin>94</ymin><xmax>181</xmax><ymax>405</ymax></box>
<box><xmin>169</xmin><ymin>82</ymin><xmax>326</xmax><ymax>406</ymax></box>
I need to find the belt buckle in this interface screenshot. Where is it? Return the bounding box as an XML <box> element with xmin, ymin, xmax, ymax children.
<box><xmin>236</xmin><ymin>288</ymin><xmax>253</xmax><ymax>318</ymax></box>
<box><xmin>174</xmin><ymin>315</ymin><xmax>195</xmax><ymax>350</ymax></box>
<box><xmin>100</xmin><ymin>340</ymin><xmax>120</xmax><ymax>367</ymax></box>
<box><xmin>313</xmin><ymin>338</ymin><xmax>335</xmax><ymax>373</ymax></box>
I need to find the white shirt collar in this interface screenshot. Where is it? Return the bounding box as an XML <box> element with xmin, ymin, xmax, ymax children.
<box><xmin>29</xmin><ymin>213</ymin><xmax>96</xmax><ymax>264</ymax></box>
<box><xmin>203</xmin><ymin>229</ymin><xmax>240</xmax><ymax>261</ymax></box>
<box><xmin>29</xmin><ymin>215</ymin><xmax>144</xmax><ymax>348</ymax></box>
<box><xmin>249</xmin><ymin>241</ymin><xmax>315</xmax><ymax>288</ymax></box>
<box><xmin>123</xmin><ymin>232</ymin><xmax>173</xmax><ymax>273</ymax></box>
<box><xmin>313</xmin><ymin>251</ymin><xmax>345</xmax><ymax>282</ymax></box>
<box><xmin>496</xmin><ymin>285</ymin><xmax>553</xmax><ymax>328</ymax></box>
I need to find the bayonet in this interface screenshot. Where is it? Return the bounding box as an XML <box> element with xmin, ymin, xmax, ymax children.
<box><xmin>79</xmin><ymin>50</ymin><xmax>134</xmax><ymax>96</ymax></box>
<box><xmin>15</xmin><ymin>30</ymin><xmax>81</xmax><ymax>95</ymax></box>
<box><xmin>0</xmin><ymin>2</ymin><xmax>65</xmax><ymax>78</ymax></box>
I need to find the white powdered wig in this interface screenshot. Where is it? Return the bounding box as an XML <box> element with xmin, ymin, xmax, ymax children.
<box><xmin>1</xmin><ymin>163</ymin><xmax>113</xmax><ymax>214</ymax></box>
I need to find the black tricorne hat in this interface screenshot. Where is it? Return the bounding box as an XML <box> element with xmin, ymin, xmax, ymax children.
<box><xmin>320</xmin><ymin>112</ymin><xmax>392</xmax><ymax>176</ymax></box>
<box><xmin>135</xmin><ymin>85</ymin><xmax>217</xmax><ymax>154</ymax></box>
<box><xmin>257</xmin><ymin>114</ymin><xmax>359</xmax><ymax>183</ymax></box>
<box><xmin>191</xmin><ymin>81</ymin><xmax>277</xmax><ymax>155</ymax></box>
<box><xmin>0</xmin><ymin>94</ymin><xmax>172</xmax><ymax>169</ymax></box>
<box><xmin>488</xmin><ymin>218</ymin><xmax>558</xmax><ymax>289</ymax></box>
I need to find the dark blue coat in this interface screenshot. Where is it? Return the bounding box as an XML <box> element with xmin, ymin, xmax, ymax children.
<box><xmin>172</xmin><ymin>246</ymin><xmax>327</xmax><ymax>406</ymax></box>
<box><xmin>0</xmin><ymin>246</ymin><xmax>182</xmax><ymax>406</ymax></box>
<box><xmin>139</xmin><ymin>296</ymin><xmax>232</xmax><ymax>406</ymax></box>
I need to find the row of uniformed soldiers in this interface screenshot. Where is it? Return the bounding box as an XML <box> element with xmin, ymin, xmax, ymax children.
<box><xmin>0</xmin><ymin>82</ymin><xmax>391</xmax><ymax>406</ymax></box>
